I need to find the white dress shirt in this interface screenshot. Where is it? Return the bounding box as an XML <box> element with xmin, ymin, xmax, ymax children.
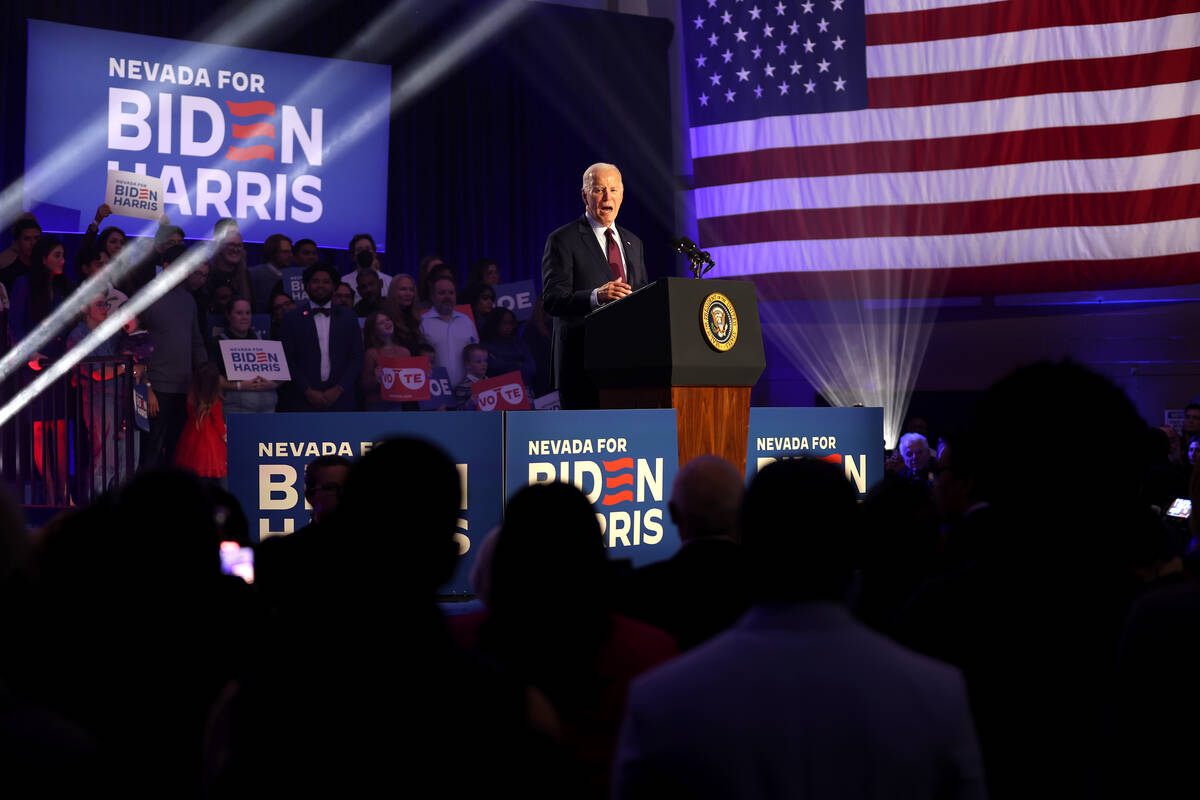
<box><xmin>310</xmin><ymin>302</ymin><xmax>333</xmax><ymax>382</ymax></box>
<box><xmin>586</xmin><ymin>212</ymin><xmax>627</xmax><ymax>308</ymax></box>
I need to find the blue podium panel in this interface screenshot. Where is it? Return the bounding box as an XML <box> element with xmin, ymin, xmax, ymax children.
<box><xmin>227</xmin><ymin>412</ymin><xmax>504</xmax><ymax>594</ymax></box>
<box><xmin>504</xmin><ymin>410</ymin><xmax>681</xmax><ymax>568</ymax></box>
<box><xmin>746</xmin><ymin>407</ymin><xmax>885</xmax><ymax>496</ymax></box>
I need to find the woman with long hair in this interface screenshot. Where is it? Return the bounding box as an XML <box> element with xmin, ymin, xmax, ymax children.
<box><xmin>463</xmin><ymin>282</ymin><xmax>496</xmax><ymax>331</ymax></box>
<box><xmin>207</xmin><ymin>230</ymin><xmax>253</xmax><ymax>305</ymax></box>
<box><xmin>361</xmin><ymin>310</ymin><xmax>412</xmax><ymax>411</ymax></box>
<box><xmin>380</xmin><ymin>273</ymin><xmax>423</xmax><ymax>352</ymax></box>
<box><xmin>12</xmin><ymin>236</ymin><xmax>75</xmax><ymax>503</ymax></box>
<box><xmin>10</xmin><ymin>235</ymin><xmax>73</xmax><ymax>345</ymax></box>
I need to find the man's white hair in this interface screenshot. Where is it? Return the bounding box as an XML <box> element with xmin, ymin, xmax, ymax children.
<box><xmin>582</xmin><ymin>162</ymin><xmax>621</xmax><ymax>191</ymax></box>
<box><xmin>898</xmin><ymin>432</ymin><xmax>930</xmax><ymax>453</ymax></box>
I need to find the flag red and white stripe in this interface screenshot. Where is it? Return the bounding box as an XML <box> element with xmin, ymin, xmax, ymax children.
<box><xmin>692</xmin><ymin>0</ymin><xmax>1200</xmax><ymax>297</ymax></box>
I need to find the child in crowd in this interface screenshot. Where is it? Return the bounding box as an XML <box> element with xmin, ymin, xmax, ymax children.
<box><xmin>174</xmin><ymin>361</ymin><xmax>227</xmax><ymax>485</ymax></box>
<box><xmin>454</xmin><ymin>343</ymin><xmax>489</xmax><ymax>410</ymax></box>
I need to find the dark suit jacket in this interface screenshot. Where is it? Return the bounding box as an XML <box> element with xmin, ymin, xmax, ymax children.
<box><xmin>614</xmin><ymin>538</ymin><xmax>749</xmax><ymax>651</ymax></box>
<box><xmin>541</xmin><ymin>215</ymin><xmax>648</xmax><ymax>409</ymax></box>
<box><xmin>613</xmin><ymin>604</ymin><xmax>986</xmax><ymax>799</ymax></box>
<box><xmin>279</xmin><ymin>303</ymin><xmax>364</xmax><ymax>411</ymax></box>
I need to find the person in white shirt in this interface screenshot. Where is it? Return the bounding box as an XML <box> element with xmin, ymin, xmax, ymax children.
<box><xmin>420</xmin><ymin>276</ymin><xmax>477</xmax><ymax>387</ymax></box>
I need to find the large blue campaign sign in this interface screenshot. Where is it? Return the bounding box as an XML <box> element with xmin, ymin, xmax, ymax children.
<box><xmin>25</xmin><ymin>20</ymin><xmax>391</xmax><ymax>248</ymax></box>
<box><xmin>227</xmin><ymin>413</ymin><xmax>503</xmax><ymax>594</ymax></box>
<box><xmin>747</xmin><ymin>407</ymin><xmax>885</xmax><ymax>496</ymax></box>
<box><xmin>505</xmin><ymin>410</ymin><xmax>681</xmax><ymax>568</ymax></box>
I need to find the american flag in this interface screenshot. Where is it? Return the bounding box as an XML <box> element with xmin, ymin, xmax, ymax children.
<box><xmin>683</xmin><ymin>0</ymin><xmax>1200</xmax><ymax>298</ymax></box>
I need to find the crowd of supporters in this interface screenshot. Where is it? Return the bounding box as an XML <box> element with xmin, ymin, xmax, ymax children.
<box><xmin>0</xmin><ymin>211</ymin><xmax>550</xmax><ymax>490</ymax></box>
<box><xmin>0</xmin><ymin>357</ymin><xmax>1198</xmax><ymax>797</ymax></box>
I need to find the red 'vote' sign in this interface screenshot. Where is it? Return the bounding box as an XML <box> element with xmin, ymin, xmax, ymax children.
<box><xmin>471</xmin><ymin>371</ymin><xmax>530</xmax><ymax>411</ymax></box>
<box><xmin>378</xmin><ymin>356</ymin><xmax>432</xmax><ymax>401</ymax></box>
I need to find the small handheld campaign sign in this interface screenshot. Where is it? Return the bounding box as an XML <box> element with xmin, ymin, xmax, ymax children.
<box><xmin>420</xmin><ymin>366</ymin><xmax>454</xmax><ymax>410</ymax></box>
<box><xmin>378</xmin><ymin>356</ymin><xmax>431</xmax><ymax>402</ymax></box>
<box><xmin>493</xmin><ymin>280</ymin><xmax>536</xmax><ymax>322</ymax></box>
<box><xmin>105</xmin><ymin>169</ymin><xmax>164</xmax><ymax>220</ymax></box>
<box><xmin>281</xmin><ymin>268</ymin><xmax>309</xmax><ymax>303</ymax></box>
<box><xmin>132</xmin><ymin>384</ymin><xmax>150</xmax><ymax>432</ymax></box>
<box><xmin>219</xmin><ymin>340</ymin><xmax>292</xmax><ymax>381</ymax></box>
<box><xmin>471</xmin><ymin>371</ymin><xmax>530</xmax><ymax>411</ymax></box>
<box><xmin>533</xmin><ymin>391</ymin><xmax>561</xmax><ymax>410</ymax></box>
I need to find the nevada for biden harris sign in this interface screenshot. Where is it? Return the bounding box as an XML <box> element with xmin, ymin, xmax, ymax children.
<box><xmin>505</xmin><ymin>410</ymin><xmax>682</xmax><ymax>567</ymax></box>
<box><xmin>24</xmin><ymin>20</ymin><xmax>391</xmax><ymax>247</ymax></box>
<box><xmin>227</xmin><ymin>413</ymin><xmax>503</xmax><ymax>594</ymax></box>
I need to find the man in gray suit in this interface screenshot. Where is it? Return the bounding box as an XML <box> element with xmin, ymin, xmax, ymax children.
<box><xmin>541</xmin><ymin>162</ymin><xmax>648</xmax><ymax>409</ymax></box>
<box><xmin>613</xmin><ymin>458</ymin><xmax>987</xmax><ymax>800</ymax></box>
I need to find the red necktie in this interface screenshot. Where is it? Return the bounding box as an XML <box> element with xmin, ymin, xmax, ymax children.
<box><xmin>605</xmin><ymin>228</ymin><xmax>626</xmax><ymax>283</ymax></box>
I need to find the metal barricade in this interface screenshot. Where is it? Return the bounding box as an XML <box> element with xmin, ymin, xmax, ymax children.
<box><xmin>0</xmin><ymin>355</ymin><xmax>137</xmax><ymax>507</ymax></box>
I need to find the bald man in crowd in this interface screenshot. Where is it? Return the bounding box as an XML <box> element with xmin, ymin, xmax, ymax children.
<box><xmin>615</xmin><ymin>455</ymin><xmax>748</xmax><ymax>650</ymax></box>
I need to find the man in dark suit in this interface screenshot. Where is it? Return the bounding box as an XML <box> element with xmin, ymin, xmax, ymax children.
<box><xmin>615</xmin><ymin>455</ymin><xmax>749</xmax><ymax>650</ymax></box>
<box><xmin>541</xmin><ymin>162</ymin><xmax>649</xmax><ymax>409</ymax></box>
<box><xmin>613</xmin><ymin>459</ymin><xmax>986</xmax><ymax>799</ymax></box>
<box><xmin>279</xmin><ymin>263</ymin><xmax>364</xmax><ymax>412</ymax></box>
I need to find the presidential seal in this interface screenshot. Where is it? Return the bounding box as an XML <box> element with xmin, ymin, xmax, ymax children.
<box><xmin>701</xmin><ymin>292</ymin><xmax>738</xmax><ymax>351</ymax></box>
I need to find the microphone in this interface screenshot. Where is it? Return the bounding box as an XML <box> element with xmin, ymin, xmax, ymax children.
<box><xmin>671</xmin><ymin>235</ymin><xmax>716</xmax><ymax>277</ymax></box>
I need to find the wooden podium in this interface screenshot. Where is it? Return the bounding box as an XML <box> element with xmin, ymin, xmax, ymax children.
<box><xmin>584</xmin><ymin>277</ymin><xmax>765</xmax><ymax>473</ymax></box>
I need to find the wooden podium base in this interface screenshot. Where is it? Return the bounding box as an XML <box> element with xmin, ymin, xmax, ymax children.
<box><xmin>597</xmin><ymin>386</ymin><xmax>752</xmax><ymax>474</ymax></box>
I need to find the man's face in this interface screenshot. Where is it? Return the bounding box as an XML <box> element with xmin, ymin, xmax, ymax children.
<box><xmin>582</xmin><ymin>167</ymin><xmax>623</xmax><ymax>228</ymax></box>
<box><xmin>16</xmin><ymin>227</ymin><xmax>40</xmax><ymax>260</ymax></box>
<box><xmin>1184</xmin><ymin>408</ymin><xmax>1200</xmax><ymax>434</ymax></box>
<box><xmin>295</xmin><ymin>242</ymin><xmax>319</xmax><ymax>267</ymax></box>
<box><xmin>433</xmin><ymin>278</ymin><xmax>456</xmax><ymax>315</ymax></box>
<box><xmin>352</xmin><ymin>238</ymin><xmax>375</xmax><ymax>259</ymax></box>
<box><xmin>272</xmin><ymin>294</ymin><xmax>296</xmax><ymax>321</ymax></box>
<box><xmin>80</xmin><ymin>257</ymin><xmax>103</xmax><ymax>279</ymax></box>
<box><xmin>359</xmin><ymin>271</ymin><xmax>382</xmax><ymax>303</ymax></box>
<box><xmin>186</xmin><ymin>265</ymin><xmax>209</xmax><ymax>292</ymax></box>
<box><xmin>307</xmin><ymin>464</ymin><xmax>349</xmax><ymax>523</ymax></box>
<box><xmin>307</xmin><ymin>271</ymin><xmax>335</xmax><ymax>305</ymax></box>
<box><xmin>272</xmin><ymin>239</ymin><xmax>294</xmax><ymax>269</ymax></box>
<box><xmin>332</xmin><ymin>284</ymin><xmax>355</xmax><ymax>308</ymax></box>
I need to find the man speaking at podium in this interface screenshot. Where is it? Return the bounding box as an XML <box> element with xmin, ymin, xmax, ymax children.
<box><xmin>542</xmin><ymin>162</ymin><xmax>648</xmax><ymax>409</ymax></box>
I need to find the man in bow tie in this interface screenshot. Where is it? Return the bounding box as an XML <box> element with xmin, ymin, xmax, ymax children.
<box><xmin>280</xmin><ymin>263</ymin><xmax>364</xmax><ymax>412</ymax></box>
<box><xmin>541</xmin><ymin>162</ymin><xmax>649</xmax><ymax>409</ymax></box>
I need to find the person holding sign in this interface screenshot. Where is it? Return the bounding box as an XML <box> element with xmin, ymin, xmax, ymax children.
<box><xmin>360</xmin><ymin>311</ymin><xmax>412</xmax><ymax>411</ymax></box>
<box><xmin>541</xmin><ymin>163</ymin><xmax>648</xmax><ymax>409</ymax></box>
<box><xmin>211</xmin><ymin>299</ymin><xmax>280</xmax><ymax>415</ymax></box>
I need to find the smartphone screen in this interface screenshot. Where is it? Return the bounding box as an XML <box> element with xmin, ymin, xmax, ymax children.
<box><xmin>219</xmin><ymin>541</ymin><xmax>255</xmax><ymax>584</ymax></box>
<box><xmin>1165</xmin><ymin>498</ymin><xmax>1192</xmax><ymax>519</ymax></box>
